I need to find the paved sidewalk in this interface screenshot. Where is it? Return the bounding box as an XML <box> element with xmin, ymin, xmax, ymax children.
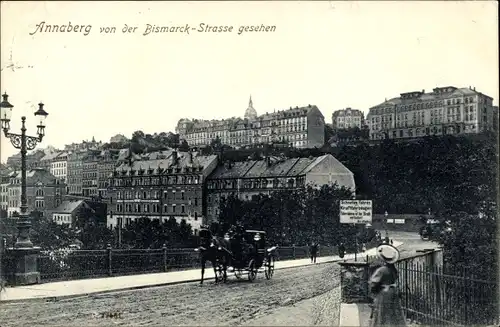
<box><xmin>0</xmin><ymin>246</ymin><xmax>389</xmax><ymax>303</ymax></box>
<box><xmin>340</xmin><ymin>303</ymin><xmax>371</xmax><ymax>327</ymax></box>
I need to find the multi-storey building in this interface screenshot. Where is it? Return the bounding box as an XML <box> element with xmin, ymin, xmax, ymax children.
<box><xmin>331</xmin><ymin>108</ymin><xmax>365</xmax><ymax>129</ymax></box>
<box><xmin>82</xmin><ymin>150</ymin><xmax>100</xmax><ymax>197</ymax></box>
<box><xmin>0</xmin><ymin>169</ymin><xmax>10</xmax><ymax>215</ymax></box>
<box><xmin>67</xmin><ymin>150</ymin><xmax>87</xmax><ymax>196</ymax></box>
<box><xmin>39</xmin><ymin>150</ymin><xmax>62</xmax><ymax>172</ymax></box>
<box><xmin>366</xmin><ymin>86</ymin><xmax>497</xmax><ymax>141</ymax></box>
<box><xmin>106</xmin><ymin>150</ymin><xmax>218</xmax><ymax>235</ymax></box>
<box><xmin>6</xmin><ymin>168</ymin><xmax>66</xmax><ymax>218</ymax></box>
<box><xmin>205</xmin><ymin>154</ymin><xmax>356</xmax><ymax>224</ymax></box>
<box><xmin>97</xmin><ymin>149</ymin><xmax>120</xmax><ymax>199</ymax></box>
<box><xmin>51</xmin><ymin>151</ymin><xmax>68</xmax><ymax>184</ymax></box>
<box><xmin>176</xmin><ymin>97</ymin><xmax>325</xmax><ymax>149</ymax></box>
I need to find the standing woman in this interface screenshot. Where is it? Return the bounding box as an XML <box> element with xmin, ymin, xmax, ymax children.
<box><xmin>369</xmin><ymin>243</ymin><xmax>406</xmax><ymax>327</ymax></box>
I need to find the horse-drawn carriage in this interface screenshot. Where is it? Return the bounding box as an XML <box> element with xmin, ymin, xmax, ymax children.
<box><xmin>195</xmin><ymin>226</ymin><xmax>277</xmax><ymax>284</ymax></box>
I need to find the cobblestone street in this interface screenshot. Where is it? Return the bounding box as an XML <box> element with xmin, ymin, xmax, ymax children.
<box><xmin>0</xmin><ymin>263</ymin><xmax>342</xmax><ymax>326</ymax></box>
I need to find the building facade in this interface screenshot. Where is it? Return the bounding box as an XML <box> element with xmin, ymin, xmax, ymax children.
<box><xmin>39</xmin><ymin>150</ymin><xmax>62</xmax><ymax>172</ymax></box>
<box><xmin>97</xmin><ymin>150</ymin><xmax>120</xmax><ymax>199</ymax></box>
<box><xmin>51</xmin><ymin>199</ymin><xmax>102</xmax><ymax>227</ymax></box>
<box><xmin>50</xmin><ymin>151</ymin><xmax>68</xmax><ymax>184</ymax></box>
<box><xmin>205</xmin><ymin>154</ymin><xmax>356</xmax><ymax>224</ymax></box>
<box><xmin>331</xmin><ymin>108</ymin><xmax>365</xmax><ymax>129</ymax></box>
<box><xmin>0</xmin><ymin>170</ymin><xmax>9</xmax><ymax>215</ymax></box>
<box><xmin>106</xmin><ymin>150</ymin><xmax>218</xmax><ymax>235</ymax></box>
<box><xmin>6</xmin><ymin>168</ymin><xmax>66</xmax><ymax>218</ymax></box>
<box><xmin>67</xmin><ymin>150</ymin><xmax>87</xmax><ymax>196</ymax></box>
<box><xmin>82</xmin><ymin>151</ymin><xmax>100</xmax><ymax>197</ymax></box>
<box><xmin>366</xmin><ymin>86</ymin><xmax>497</xmax><ymax>141</ymax></box>
<box><xmin>176</xmin><ymin>97</ymin><xmax>325</xmax><ymax>149</ymax></box>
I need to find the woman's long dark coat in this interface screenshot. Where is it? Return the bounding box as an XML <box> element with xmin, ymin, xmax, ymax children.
<box><xmin>369</xmin><ymin>264</ymin><xmax>407</xmax><ymax>327</ymax></box>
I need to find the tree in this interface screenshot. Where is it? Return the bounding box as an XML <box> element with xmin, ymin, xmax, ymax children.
<box><xmin>30</xmin><ymin>211</ymin><xmax>78</xmax><ymax>250</ymax></box>
<box><xmin>217</xmin><ymin>184</ymin><xmax>356</xmax><ymax>246</ymax></box>
<box><xmin>178</xmin><ymin>139</ymin><xmax>190</xmax><ymax>152</ymax></box>
<box><xmin>120</xmin><ymin>217</ymin><xmax>195</xmax><ymax>249</ymax></box>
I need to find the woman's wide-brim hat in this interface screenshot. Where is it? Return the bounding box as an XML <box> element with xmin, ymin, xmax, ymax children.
<box><xmin>376</xmin><ymin>243</ymin><xmax>400</xmax><ymax>264</ymax></box>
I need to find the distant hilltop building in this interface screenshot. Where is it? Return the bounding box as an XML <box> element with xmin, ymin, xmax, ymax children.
<box><xmin>366</xmin><ymin>86</ymin><xmax>498</xmax><ymax>141</ymax></box>
<box><xmin>176</xmin><ymin>96</ymin><xmax>325</xmax><ymax>149</ymax></box>
<box><xmin>64</xmin><ymin>137</ymin><xmax>102</xmax><ymax>152</ymax></box>
<box><xmin>331</xmin><ymin>108</ymin><xmax>365</xmax><ymax>130</ymax></box>
<box><xmin>109</xmin><ymin>134</ymin><xmax>129</xmax><ymax>144</ymax></box>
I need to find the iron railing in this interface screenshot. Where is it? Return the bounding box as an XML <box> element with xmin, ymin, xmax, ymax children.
<box><xmin>2</xmin><ymin>245</ymin><xmax>340</xmax><ymax>284</ymax></box>
<box><xmin>364</xmin><ymin>250</ymin><xmax>498</xmax><ymax>326</ymax></box>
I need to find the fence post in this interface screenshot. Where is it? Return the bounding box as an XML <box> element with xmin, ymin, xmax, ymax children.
<box><xmin>404</xmin><ymin>260</ymin><xmax>409</xmax><ymax>320</ymax></box>
<box><xmin>292</xmin><ymin>245</ymin><xmax>296</xmax><ymax>259</ymax></box>
<box><xmin>163</xmin><ymin>244</ymin><xmax>167</xmax><ymax>272</ymax></box>
<box><xmin>107</xmin><ymin>243</ymin><xmax>112</xmax><ymax>276</ymax></box>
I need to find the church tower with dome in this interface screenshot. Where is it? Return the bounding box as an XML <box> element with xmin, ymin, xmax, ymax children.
<box><xmin>244</xmin><ymin>95</ymin><xmax>258</xmax><ymax>120</ymax></box>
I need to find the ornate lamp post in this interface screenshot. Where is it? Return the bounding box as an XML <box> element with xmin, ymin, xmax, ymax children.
<box><xmin>1</xmin><ymin>92</ymin><xmax>48</xmax><ymax>285</ymax></box>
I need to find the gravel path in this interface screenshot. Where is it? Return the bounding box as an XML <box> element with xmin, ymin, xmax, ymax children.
<box><xmin>0</xmin><ymin>263</ymin><xmax>342</xmax><ymax>326</ymax></box>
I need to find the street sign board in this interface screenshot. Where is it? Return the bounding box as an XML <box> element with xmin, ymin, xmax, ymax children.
<box><xmin>340</xmin><ymin>200</ymin><xmax>372</xmax><ymax>224</ymax></box>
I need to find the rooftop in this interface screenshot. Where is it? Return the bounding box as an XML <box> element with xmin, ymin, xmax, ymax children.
<box><xmin>114</xmin><ymin>151</ymin><xmax>217</xmax><ymax>175</ymax></box>
<box><xmin>208</xmin><ymin>154</ymin><xmax>352</xmax><ymax>180</ymax></box>
<box><xmin>52</xmin><ymin>200</ymin><xmax>86</xmax><ymax>214</ymax></box>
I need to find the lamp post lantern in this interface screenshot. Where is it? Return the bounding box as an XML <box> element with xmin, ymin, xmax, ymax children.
<box><xmin>1</xmin><ymin>92</ymin><xmax>48</xmax><ymax>285</ymax></box>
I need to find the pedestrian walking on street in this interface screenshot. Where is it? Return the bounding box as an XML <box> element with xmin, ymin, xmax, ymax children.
<box><xmin>310</xmin><ymin>241</ymin><xmax>318</xmax><ymax>263</ymax></box>
<box><xmin>369</xmin><ymin>243</ymin><xmax>406</xmax><ymax>327</ymax></box>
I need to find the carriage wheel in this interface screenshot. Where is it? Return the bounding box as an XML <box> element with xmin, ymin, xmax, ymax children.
<box><xmin>234</xmin><ymin>270</ymin><xmax>243</xmax><ymax>280</ymax></box>
<box><xmin>247</xmin><ymin>259</ymin><xmax>257</xmax><ymax>282</ymax></box>
<box><xmin>265</xmin><ymin>256</ymin><xmax>275</xmax><ymax>280</ymax></box>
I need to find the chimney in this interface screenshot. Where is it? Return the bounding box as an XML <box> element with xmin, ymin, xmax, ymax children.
<box><xmin>473</xmin><ymin>87</ymin><xmax>476</xmax><ymax>91</ymax></box>
<box><xmin>422</xmin><ymin>89</ymin><xmax>425</xmax><ymax>93</ymax></box>
<box><xmin>171</xmin><ymin>150</ymin><xmax>178</xmax><ymax>165</ymax></box>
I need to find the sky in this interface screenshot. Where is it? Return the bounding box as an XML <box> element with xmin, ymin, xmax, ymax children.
<box><xmin>0</xmin><ymin>1</ymin><xmax>498</xmax><ymax>163</ymax></box>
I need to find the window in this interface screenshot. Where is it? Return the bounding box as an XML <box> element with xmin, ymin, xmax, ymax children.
<box><xmin>181</xmin><ymin>205</ymin><xmax>185</xmax><ymax>213</ymax></box>
<box><xmin>194</xmin><ymin>212</ymin><xmax>198</xmax><ymax>220</ymax></box>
